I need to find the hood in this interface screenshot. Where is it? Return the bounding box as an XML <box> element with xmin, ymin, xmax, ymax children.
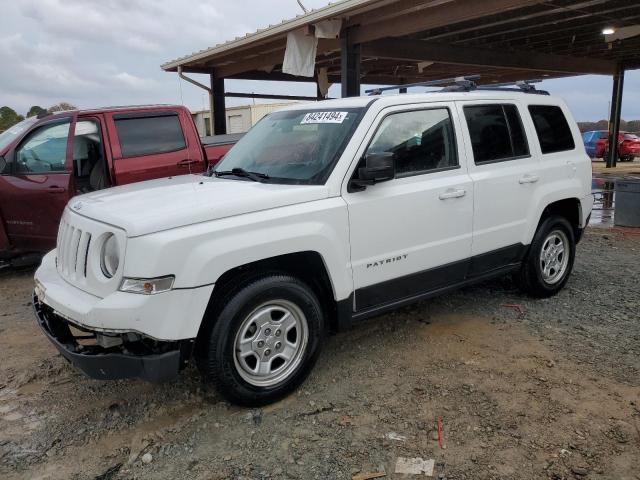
<box><xmin>70</xmin><ymin>175</ymin><xmax>330</xmax><ymax>236</ymax></box>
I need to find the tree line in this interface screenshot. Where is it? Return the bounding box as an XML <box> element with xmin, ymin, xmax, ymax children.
<box><xmin>577</xmin><ymin>119</ymin><xmax>640</xmax><ymax>133</ymax></box>
<box><xmin>0</xmin><ymin>103</ymin><xmax>77</xmax><ymax>133</ymax></box>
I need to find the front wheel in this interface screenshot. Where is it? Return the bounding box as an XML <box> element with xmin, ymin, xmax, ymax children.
<box><xmin>196</xmin><ymin>274</ymin><xmax>325</xmax><ymax>406</ymax></box>
<box><xmin>517</xmin><ymin>215</ymin><xmax>576</xmax><ymax>298</ymax></box>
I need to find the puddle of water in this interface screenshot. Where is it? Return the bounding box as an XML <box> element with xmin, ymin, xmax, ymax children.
<box><xmin>591</xmin><ymin>176</ymin><xmax>616</xmax><ymax>228</ymax></box>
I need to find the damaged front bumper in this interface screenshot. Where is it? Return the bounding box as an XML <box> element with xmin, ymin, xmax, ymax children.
<box><xmin>34</xmin><ymin>294</ymin><xmax>191</xmax><ymax>383</ymax></box>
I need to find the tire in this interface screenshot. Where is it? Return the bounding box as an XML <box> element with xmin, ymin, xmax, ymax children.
<box><xmin>196</xmin><ymin>273</ymin><xmax>325</xmax><ymax>406</ymax></box>
<box><xmin>517</xmin><ymin>215</ymin><xmax>576</xmax><ymax>298</ymax></box>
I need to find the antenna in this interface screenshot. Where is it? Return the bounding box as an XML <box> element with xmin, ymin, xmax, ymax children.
<box><xmin>296</xmin><ymin>0</ymin><xmax>308</xmax><ymax>13</ymax></box>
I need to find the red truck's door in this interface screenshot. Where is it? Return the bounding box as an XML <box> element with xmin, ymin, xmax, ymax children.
<box><xmin>0</xmin><ymin>116</ymin><xmax>75</xmax><ymax>252</ymax></box>
<box><xmin>105</xmin><ymin>108</ymin><xmax>205</xmax><ymax>185</ymax></box>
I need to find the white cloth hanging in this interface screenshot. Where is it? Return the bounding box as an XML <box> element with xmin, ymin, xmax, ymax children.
<box><xmin>314</xmin><ymin>19</ymin><xmax>342</xmax><ymax>39</ymax></box>
<box><xmin>282</xmin><ymin>29</ymin><xmax>318</xmax><ymax>77</ymax></box>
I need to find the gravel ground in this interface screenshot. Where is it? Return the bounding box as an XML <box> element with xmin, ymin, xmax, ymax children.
<box><xmin>0</xmin><ymin>229</ymin><xmax>639</xmax><ymax>480</ymax></box>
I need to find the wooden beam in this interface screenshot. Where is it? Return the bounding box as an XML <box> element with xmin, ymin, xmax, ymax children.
<box><xmin>214</xmin><ymin>39</ymin><xmax>340</xmax><ymax>78</ymax></box>
<box><xmin>217</xmin><ymin>50</ymin><xmax>286</xmax><ymax>77</ymax></box>
<box><xmin>361</xmin><ymin>38</ymin><xmax>617</xmax><ymax>75</ymax></box>
<box><xmin>424</xmin><ymin>0</ymin><xmax>612</xmax><ymax>42</ymax></box>
<box><xmin>227</xmin><ymin>72</ymin><xmax>321</xmax><ymax>83</ymax></box>
<box><xmin>225</xmin><ymin>92</ymin><xmax>321</xmax><ymax>101</ymax></box>
<box><xmin>351</xmin><ymin>0</ymin><xmax>542</xmax><ymax>44</ymax></box>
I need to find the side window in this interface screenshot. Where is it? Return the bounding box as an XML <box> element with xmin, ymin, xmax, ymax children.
<box><xmin>14</xmin><ymin>121</ymin><xmax>71</xmax><ymax>174</ymax></box>
<box><xmin>366</xmin><ymin>108</ymin><xmax>458</xmax><ymax>177</ymax></box>
<box><xmin>73</xmin><ymin>120</ymin><xmax>102</xmax><ymax>177</ymax></box>
<box><xmin>463</xmin><ymin>104</ymin><xmax>529</xmax><ymax>164</ymax></box>
<box><xmin>528</xmin><ymin>105</ymin><xmax>575</xmax><ymax>154</ymax></box>
<box><xmin>114</xmin><ymin>113</ymin><xmax>186</xmax><ymax>158</ymax></box>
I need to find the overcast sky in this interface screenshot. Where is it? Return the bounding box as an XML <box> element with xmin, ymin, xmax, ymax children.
<box><xmin>0</xmin><ymin>0</ymin><xmax>638</xmax><ymax>121</ymax></box>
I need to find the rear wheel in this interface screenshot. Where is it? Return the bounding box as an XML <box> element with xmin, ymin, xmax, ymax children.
<box><xmin>518</xmin><ymin>215</ymin><xmax>576</xmax><ymax>298</ymax></box>
<box><xmin>196</xmin><ymin>274</ymin><xmax>325</xmax><ymax>406</ymax></box>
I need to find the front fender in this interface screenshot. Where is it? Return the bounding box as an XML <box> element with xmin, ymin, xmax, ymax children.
<box><xmin>123</xmin><ymin>198</ymin><xmax>353</xmax><ymax>302</ymax></box>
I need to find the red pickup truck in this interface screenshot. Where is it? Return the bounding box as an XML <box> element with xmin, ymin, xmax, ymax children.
<box><xmin>0</xmin><ymin>105</ymin><xmax>241</xmax><ymax>265</ymax></box>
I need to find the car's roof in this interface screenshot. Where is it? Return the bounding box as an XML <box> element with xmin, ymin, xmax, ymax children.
<box><xmin>42</xmin><ymin>104</ymin><xmax>183</xmax><ymax>118</ymax></box>
<box><xmin>279</xmin><ymin>90</ymin><xmax>564</xmax><ymax>112</ymax></box>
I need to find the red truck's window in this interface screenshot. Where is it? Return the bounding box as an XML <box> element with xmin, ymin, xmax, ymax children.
<box><xmin>114</xmin><ymin>114</ymin><xmax>186</xmax><ymax>158</ymax></box>
<box><xmin>14</xmin><ymin>120</ymin><xmax>71</xmax><ymax>174</ymax></box>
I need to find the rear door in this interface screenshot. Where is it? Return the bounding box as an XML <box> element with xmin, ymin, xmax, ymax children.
<box><xmin>0</xmin><ymin>116</ymin><xmax>75</xmax><ymax>251</ymax></box>
<box><xmin>106</xmin><ymin>109</ymin><xmax>205</xmax><ymax>185</ymax></box>
<box><xmin>457</xmin><ymin>101</ymin><xmax>539</xmax><ymax>266</ymax></box>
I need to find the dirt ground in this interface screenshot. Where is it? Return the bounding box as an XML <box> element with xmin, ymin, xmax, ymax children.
<box><xmin>1</xmin><ymin>230</ymin><xmax>639</xmax><ymax>480</ymax></box>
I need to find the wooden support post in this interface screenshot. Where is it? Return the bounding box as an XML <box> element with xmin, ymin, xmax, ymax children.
<box><xmin>607</xmin><ymin>65</ymin><xmax>625</xmax><ymax>168</ymax></box>
<box><xmin>341</xmin><ymin>27</ymin><xmax>361</xmax><ymax>98</ymax></box>
<box><xmin>211</xmin><ymin>75</ymin><xmax>227</xmax><ymax>135</ymax></box>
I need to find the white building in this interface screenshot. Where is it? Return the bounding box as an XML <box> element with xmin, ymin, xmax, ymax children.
<box><xmin>192</xmin><ymin>103</ymin><xmax>297</xmax><ymax>137</ymax></box>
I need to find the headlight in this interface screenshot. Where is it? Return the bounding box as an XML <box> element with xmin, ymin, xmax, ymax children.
<box><xmin>100</xmin><ymin>234</ymin><xmax>120</xmax><ymax>278</ymax></box>
<box><xmin>119</xmin><ymin>276</ymin><xmax>174</xmax><ymax>295</ymax></box>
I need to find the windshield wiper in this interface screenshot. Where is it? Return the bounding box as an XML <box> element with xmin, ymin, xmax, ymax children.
<box><xmin>213</xmin><ymin>167</ymin><xmax>270</xmax><ymax>182</ymax></box>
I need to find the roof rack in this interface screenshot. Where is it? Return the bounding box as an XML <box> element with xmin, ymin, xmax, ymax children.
<box><xmin>365</xmin><ymin>75</ymin><xmax>549</xmax><ymax>96</ymax></box>
<box><xmin>365</xmin><ymin>75</ymin><xmax>480</xmax><ymax>95</ymax></box>
<box><xmin>478</xmin><ymin>79</ymin><xmax>549</xmax><ymax>95</ymax></box>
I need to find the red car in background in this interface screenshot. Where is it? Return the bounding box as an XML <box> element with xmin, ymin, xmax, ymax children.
<box><xmin>0</xmin><ymin>105</ymin><xmax>241</xmax><ymax>265</ymax></box>
<box><xmin>582</xmin><ymin>130</ymin><xmax>640</xmax><ymax>162</ymax></box>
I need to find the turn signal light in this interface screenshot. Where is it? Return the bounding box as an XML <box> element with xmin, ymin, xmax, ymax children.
<box><xmin>119</xmin><ymin>276</ymin><xmax>175</xmax><ymax>295</ymax></box>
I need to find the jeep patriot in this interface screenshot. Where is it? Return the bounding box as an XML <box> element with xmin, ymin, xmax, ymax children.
<box><xmin>33</xmin><ymin>89</ymin><xmax>593</xmax><ymax>406</ymax></box>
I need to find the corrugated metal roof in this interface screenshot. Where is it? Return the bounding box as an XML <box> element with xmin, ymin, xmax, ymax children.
<box><xmin>161</xmin><ymin>0</ymin><xmax>380</xmax><ymax>71</ymax></box>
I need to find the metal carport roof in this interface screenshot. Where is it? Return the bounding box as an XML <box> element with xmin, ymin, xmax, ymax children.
<box><xmin>162</xmin><ymin>0</ymin><xmax>639</xmax><ymax>166</ymax></box>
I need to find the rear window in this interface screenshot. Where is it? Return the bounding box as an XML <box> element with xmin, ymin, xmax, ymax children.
<box><xmin>463</xmin><ymin>104</ymin><xmax>529</xmax><ymax>164</ymax></box>
<box><xmin>114</xmin><ymin>113</ymin><xmax>186</xmax><ymax>158</ymax></box>
<box><xmin>528</xmin><ymin>105</ymin><xmax>575</xmax><ymax>154</ymax></box>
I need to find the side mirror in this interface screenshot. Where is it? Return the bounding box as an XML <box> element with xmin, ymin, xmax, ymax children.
<box><xmin>352</xmin><ymin>152</ymin><xmax>395</xmax><ymax>190</ymax></box>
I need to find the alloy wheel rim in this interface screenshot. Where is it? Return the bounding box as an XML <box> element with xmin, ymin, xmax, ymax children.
<box><xmin>539</xmin><ymin>229</ymin><xmax>570</xmax><ymax>285</ymax></box>
<box><xmin>233</xmin><ymin>300</ymin><xmax>308</xmax><ymax>387</ymax></box>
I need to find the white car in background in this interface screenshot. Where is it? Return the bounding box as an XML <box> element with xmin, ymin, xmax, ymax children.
<box><xmin>34</xmin><ymin>87</ymin><xmax>593</xmax><ymax>406</ymax></box>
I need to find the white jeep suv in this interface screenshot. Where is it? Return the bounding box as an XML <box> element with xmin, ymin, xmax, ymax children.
<box><xmin>34</xmin><ymin>89</ymin><xmax>593</xmax><ymax>406</ymax></box>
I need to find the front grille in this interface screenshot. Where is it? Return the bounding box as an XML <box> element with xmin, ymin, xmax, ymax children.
<box><xmin>57</xmin><ymin>219</ymin><xmax>92</xmax><ymax>279</ymax></box>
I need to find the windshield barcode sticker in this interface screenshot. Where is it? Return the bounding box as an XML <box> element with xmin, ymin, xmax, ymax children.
<box><xmin>301</xmin><ymin>111</ymin><xmax>348</xmax><ymax>124</ymax></box>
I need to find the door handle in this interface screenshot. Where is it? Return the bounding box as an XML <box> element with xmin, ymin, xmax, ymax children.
<box><xmin>47</xmin><ymin>186</ymin><xmax>65</xmax><ymax>193</ymax></box>
<box><xmin>438</xmin><ymin>188</ymin><xmax>466</xmax><ymax>200</ymax></box>
<box><xmin>177</xmin><ymin>159</ymin><xmax>199</xmax><ymax>167</ymax></box>
<box><xmin>518</xmin><ymin>174</ymin><xmax>539</xmax><ymax>184</ymax></box>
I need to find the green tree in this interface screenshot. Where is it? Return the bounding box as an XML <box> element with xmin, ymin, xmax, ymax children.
<box><xmin>0</xmin><ymin>106</ymin><xmax>24</xmax><ymax>132</ymax></box>
<box><xmin>27</xmin><ymin>105</ymin><xmax>47</xmax><ymax>117</ymax></box>
<box><xmin>48</xmin><ymin>102</ymin><xmax>77</xmax><ymax>113</ymax></box>
<box><xmin>626</xmin><ymin>120</ymin><xmax>640</xmax><ymax>133</ymax></box>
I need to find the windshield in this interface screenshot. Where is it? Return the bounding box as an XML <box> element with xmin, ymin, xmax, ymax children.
<box><xmin>0</xmin><ymin>116</ymin><xmax>38</xmax><ymax>152</ymax></box>
<box><xmin>214</xmin><ymin>108</ymin><xmax>364</xmax><ymax>184</ymax></box>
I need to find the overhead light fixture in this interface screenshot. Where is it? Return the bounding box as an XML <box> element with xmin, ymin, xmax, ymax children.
<box><xmin>602</xmin><ymin>27</ymin><xmax>616</xmax><ymax>35</ymax></box>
